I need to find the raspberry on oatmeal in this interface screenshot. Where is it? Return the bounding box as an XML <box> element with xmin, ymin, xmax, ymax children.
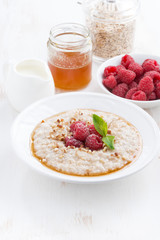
<box><xmin>85</xmin><ymin>134</ymin><xmax>103</xmax><ymax>151</ymax></box>
<box><xmin>65</xmin><ymin>136</ymin><xmax>83</xmax><ymax>147</ymax></box>
<box><xmin>73</xmin><ymin>122</ymin><xmax>89</xmax><ymax>141</ymax></box>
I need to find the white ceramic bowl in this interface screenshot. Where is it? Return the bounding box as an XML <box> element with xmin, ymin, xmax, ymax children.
<box><xmin>97</xmin><ymin>53</ymin><xmax>160</xmax><ymax>109</ymax></box>
<box><xmin>11</xmin><ymin>92</ymin><xmax>160</xmax><ymax>184</ymax></box>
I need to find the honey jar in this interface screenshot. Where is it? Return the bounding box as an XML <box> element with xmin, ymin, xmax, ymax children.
<box><xmin>47</xmin><ymin>23</ymin><xmax>92</xmax><ymax>90</ymax></box>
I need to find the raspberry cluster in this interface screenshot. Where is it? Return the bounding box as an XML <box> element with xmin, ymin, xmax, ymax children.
<box><xmin>102</xmin><ymin>54</ymin><xmax>160</xmax><ymax>101</ymax></box>
<box><xmin>65</xmin><ymin>121</ymin><xmax>103</xmax><ymax>151</ymax></box>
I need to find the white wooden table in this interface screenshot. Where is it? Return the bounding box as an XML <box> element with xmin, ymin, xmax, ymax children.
<box><xmin>0</xmin><ymin>0</ymin><xmax>160</xmax><ymax>239</ymax></box>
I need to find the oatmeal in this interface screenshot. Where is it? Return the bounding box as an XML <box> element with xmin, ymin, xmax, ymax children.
<box><xmin>31</xmin><ymin>109</ymin><xmax>142</xmax><ymax>176</ymax></box>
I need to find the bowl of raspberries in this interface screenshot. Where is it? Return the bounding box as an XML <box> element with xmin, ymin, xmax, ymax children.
<box><xmin>97</xmin><ymin>53</ymin><xmax>160</xmax><ymax>109</ymax></box>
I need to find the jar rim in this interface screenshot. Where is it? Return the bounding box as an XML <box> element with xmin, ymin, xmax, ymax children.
<box><xmin>49</xmin><ymin>23</ymin><xmax>91</xmax><ymax>50</ymax></box>
<box><xmin>83</xmin><ymin>0</ymin><xmax>140</xmax><ymax>23</ymax></box>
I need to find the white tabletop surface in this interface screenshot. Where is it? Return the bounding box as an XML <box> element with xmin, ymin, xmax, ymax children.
<box><xmin>1</xmin><ymin>0</ymin><xmax>160</xmax><ymax>239</ymax></box>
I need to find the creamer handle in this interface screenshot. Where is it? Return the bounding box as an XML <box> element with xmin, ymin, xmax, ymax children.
<box><xmin>3</xmin><ymin>59</ymin><xmax>16</xmax><ymax>82</ymax></box>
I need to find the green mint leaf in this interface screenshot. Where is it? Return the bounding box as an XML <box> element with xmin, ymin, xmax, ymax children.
<box><xmin>102</xmin><ymin>136</ymin><xmax>115</xmax><ymax>150</ymax></box>
<box><xmin>93</xmin><ymin>114</ymin><xmax>108</xmax><ymax>137</ymax></box>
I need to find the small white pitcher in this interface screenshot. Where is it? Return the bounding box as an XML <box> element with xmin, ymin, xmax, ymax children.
<box><xmin>5</xmin><ymin>59</ymin><xmax>55</xmax><ymax>112</ymax></box>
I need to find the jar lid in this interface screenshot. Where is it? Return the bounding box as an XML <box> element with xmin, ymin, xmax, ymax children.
<box><xmin>82</xmin><ymin>0</ymin><xmax>140</xmax><ymax>23</ymax></box>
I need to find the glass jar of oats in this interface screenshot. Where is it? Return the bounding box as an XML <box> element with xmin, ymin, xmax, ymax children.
<box><xmin>79</xmin><ymin>0</ymin><xmax>140</xmax><ymax>61</ymax></box>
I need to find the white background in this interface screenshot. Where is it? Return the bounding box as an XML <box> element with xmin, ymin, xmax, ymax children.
<box><xmin>0</xmin><ymin>0</ymin><xmax>160</xmax><ymax>239</ymax></box>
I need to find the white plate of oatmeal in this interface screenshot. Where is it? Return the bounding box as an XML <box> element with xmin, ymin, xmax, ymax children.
<box><xmin>11</xmin><ymin>92</ymin><xmax>160</xmax><ymax>183</ymax></box>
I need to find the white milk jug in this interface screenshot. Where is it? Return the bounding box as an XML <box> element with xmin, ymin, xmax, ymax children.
<box><xmin>5</xmin><ymin>59</ymin><xmax>55</xmax><ymax>112</ymax></box>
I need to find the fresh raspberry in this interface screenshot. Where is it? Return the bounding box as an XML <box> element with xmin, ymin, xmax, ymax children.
<box><xmin>144</xmin><ymin>71</ymin><xmax>160</xmax><ymax>85</ymax></box>
<box><xmin>121</xmin><ymin>54</ymin><xmax>134</xmax><ymax>68</ymax></box>
<box><xmin>128</xmin><ymin>62</ymin><xmax>143</xmax><ymax>77</ymax></box>
<box><xmin>125</xmin><ymin>87</ymin><xmax>138</xmax><ymax>99</ymax></box>
<box><xmin>115</xmin><ymin>75</ymin><xmax>122</xmax><ymax>84</ymax></box>
<box><xmin>132</xmin><ymin>90</ymin><xmax>147</xmax><ymax>101</ymax></box>
<box><xmin>70</xmin><ymin>121</ymin><xmax>86</xmax><ymax>133</ymax></box>
<box><xmin>148</xmin><ymin>92</ymin><xmax>156</xmax><ymax>101</ymax></box>
<box><xmin>73</xmin><ymin>122</ymin><xmax>89</xmax><ymax>141</ymax></box>
<box><xmin>103</xmin><ymin>75</ymin><xmax>117</xmax><ymax>89</ymax></box>
<box><xmin>88</xmin><ymin>124</ymin><xmax>101</xmax><ymax>137</ymax></box>
<box><xmin>138</xmin><ymin>76</ymin><xmax>154</xmax><ymax>95</ymax></box>
<box><xmin>156</xmin><ymin>82</ymin><xmax>160</xmax><ymax>90</ymax></box>
<box><xmin>116</xmin><ymin>65</ymin><xmax>125</xmax><ymax>83</ymax></box>
<box><xmin>65</xmin><ymin>136</ymin><xmax>83</xmax><ymax>148</ymax></box>
<box><xmin>112</xmin><ymin>83</ymin><xmax>128</xmax><ymax>98</ymax></box>
<box><xmin>116</xmin><ymin>65</ymin><xmax>125</xmax><ymax>71</ymax></box>
<box><xmin>144</xmin><ymin>70</ymin><xmax>160</xmax><ymax>79</ymax></box>
<box><xmin>103</xmin><ymin>66</ymin><xmax>117</xmax><ymax>77</ymax></box>
<box><xmin>129</xmin><ymin>81</ymin><xmax>138</xmax><ymax>89</ymax></box>
<box><xmin>117</xmin><ymin>68</ymin><xmax>136</xmax><ymax>84</ymax></box>
<box><xmin>85</xmin><ymin>134</ymin><xmax>103</xmax><ymax>151</ymax></box>
<box><xmin>134</xmin><ymin>76</ymin><xmax>143</xmax><ymax>84</ymax></box>
<box><xmin>154</xmin><ymin>80</ymin><xmax>160</xmax><ymax>87</ymax></box>
<box><xmin>155</xmin><ymin>82</ymin><xmax>160</xmax><ymax>98</ymax></box>
<box><xmin>155</xmin><ymin>89</ymin><xmax>160</xmax><ymax>99</ymax></box>
<box><xmin>142</xmin><ymin>59</ymin><xmax>160</xmax><ymax>72</ymax></box>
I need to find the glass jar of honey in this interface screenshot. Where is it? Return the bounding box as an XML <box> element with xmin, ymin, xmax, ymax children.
<box><xmin>47</xmin><ymin>23</ymin><xmax>92</xmax><ymax>90</ymax></box>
